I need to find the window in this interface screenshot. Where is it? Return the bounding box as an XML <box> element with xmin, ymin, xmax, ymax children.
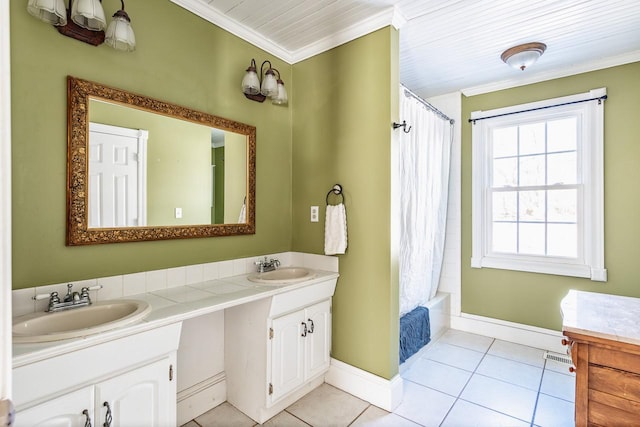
<box><xmin>471</xmin><ymin>89</ymin><xmax>606</xmax><ymax>281</ymax></box>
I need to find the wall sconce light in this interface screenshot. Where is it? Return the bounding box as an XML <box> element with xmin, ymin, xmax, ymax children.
<box><xmin>27</xmin><ymin>0</ymin><xmax>136</xmax><ymax>51</ymax></box>
<box><xmin>501</xmin><ymin>42</ymin><xmax>547</xmax><ymax>71</ymax></box>
<box><xmin>241</xmin><ymin>59</ymin><xmax>288</xmax><ymax>105</ymax></box>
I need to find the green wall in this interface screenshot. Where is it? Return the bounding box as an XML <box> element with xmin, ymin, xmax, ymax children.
<box><xmin>291</xmin><ymin>27</ymin><xmax>400</xmax><ymax>380</ymax></box>
<box><xmin>10</xmin><ymin>0</ymin><xmax>292</xmax><ymax>288</ymax></box>
<box><xmin>461</xmin><ymin>61</ymin><xmax>640</xmax><ymax>331</ymax></box>
<box><xmin>213</xmin><ymin>147</ymin><xmax>225</xmax><ymax>223</ymax></box>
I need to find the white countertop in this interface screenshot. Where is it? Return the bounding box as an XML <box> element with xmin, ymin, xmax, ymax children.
<box><xmin>561</xmin><ymin>289</ymin><xmax>640</xmax><ymax>346</ymax></box>
<box><xmin>13</xmin><ymin>269</ymin><xmax>339</xmax><ymax>367</ymax></box>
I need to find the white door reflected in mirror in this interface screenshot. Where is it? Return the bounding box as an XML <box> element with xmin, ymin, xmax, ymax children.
<box><xmin>89</xmin><ymin>122</ymin><xmax>147</xmax><ymax>228</ymax></box>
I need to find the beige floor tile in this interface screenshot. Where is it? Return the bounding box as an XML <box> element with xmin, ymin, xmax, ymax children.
<box><xmin>181</xmin><ymin>421</ymin><xmax>201</xmax><ymax>427</ymax></box>
<box><xmin>285</xmin><ymin>383</ymin><xmax>369</xmax><ymax>427</ymax></box>
<box><xmin>194</xmin><ymin>402</ymin><xmax>256</xmax><ymax>427</ymax></box>
<box><xmin>351</xmin><ymin>406</ymin><xmax>421</xmax><ymax>427</ymax></box>
<box><xmin>261</xmin><ymin>411</ymin><xmax>310</xmax><ymax>426</ymax></box>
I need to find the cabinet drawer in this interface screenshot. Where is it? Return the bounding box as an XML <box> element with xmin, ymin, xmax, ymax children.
<box><xmin>588</xmin><ymin>399</ymin><xmax>640</xmax><ymax>427</ymax></box>
<box><xmin>589</xmin><ymin>365</ymin><xmax>640</xmax><ymax>403</ymax></box>
<box><xmin>590</xmin><ymin>345</ymin><xmax>640</xmax><ymax>375</ymax></box>
<box><xmin>269</xmin><ymin>279</ymin><xmax>336</xmax><ymax>317</ymax></box>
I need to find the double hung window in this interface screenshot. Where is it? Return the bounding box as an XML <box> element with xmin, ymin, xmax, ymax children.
<box><xmin>471</xmin><ymin>89</ymin><xmax>606</xmax><ymax>281</ymax></box>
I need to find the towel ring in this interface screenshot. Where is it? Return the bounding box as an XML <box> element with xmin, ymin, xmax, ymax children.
<box><xmin>326</xmin><ymin>184</ymin><xmax>344</xmax><ymax>205</ymax></box>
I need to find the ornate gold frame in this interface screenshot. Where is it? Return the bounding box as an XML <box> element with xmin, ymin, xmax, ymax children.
<box><xmin>66</xmin><ymin>76</ymin><xmax>256</xmax><ymax>245</ymax></box>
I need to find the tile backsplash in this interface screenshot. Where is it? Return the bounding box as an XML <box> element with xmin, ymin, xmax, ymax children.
<box><xmin>12</xmin><ymin>252</ymin><xmax>339</xmax><ymax>318</ymax></box>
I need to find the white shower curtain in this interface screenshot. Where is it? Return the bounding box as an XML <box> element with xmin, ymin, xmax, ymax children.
<box><xmin>399</xmin><ymin>87</ymin><xmax>453</xmax><ymax>317</ymax></box>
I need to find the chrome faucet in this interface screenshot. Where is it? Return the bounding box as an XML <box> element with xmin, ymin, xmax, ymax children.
<box><xmin>254</xmin><ymin>256</ymin><xmax>280</xmax><ymax>273</ymax></box>
<box><xmin>34</xmin><ymin>283</ymin><xmax>103</xmax><ymax>313</ymax></box>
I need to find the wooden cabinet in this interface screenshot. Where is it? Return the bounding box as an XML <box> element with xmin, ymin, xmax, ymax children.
<box><xmin>564</xmin><ymin>333</ymin><xmax>640</xmax><ymax>427</ymax></box>
<box><xmin>562</xmin><ymin>290</ymin><xmax>640</xmax><ymax>427</ymax></box>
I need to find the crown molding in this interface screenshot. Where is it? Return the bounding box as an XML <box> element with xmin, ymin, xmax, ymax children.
<box><xmin>291</xmin><ymin>6</ymin><xmax>401</xmax><ymax>63</ymax></box>
<box><xmin>171</xmin><ymin>0</ymin><xmax>402</xmax><ymax>64</ymax></box>
<box><xmin>462</xmin><ymin>50</ymin><xmax>640</xmax><ymax>97</ymax></box>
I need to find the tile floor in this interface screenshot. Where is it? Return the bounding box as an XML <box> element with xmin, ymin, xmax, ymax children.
<box><xmin>182</xmin><ymin>329</ymin><xmax>576</xmax><ymax>427</ymax></box>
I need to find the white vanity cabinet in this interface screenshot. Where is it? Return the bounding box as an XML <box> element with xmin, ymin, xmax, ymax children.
<box><xmin>13</xmin><ymin>323</ymin><xmax>181</xmax><ymax>427</ymax></box>
<box><xmin>95</xmin><ymin>357</ymin><xmax>175</xmax><ymax>426</ymax></box>
<box><xmin>16</xmin><ymin>358</ymin><xmax>174</xmax><ymax>427</ymax></box>
<box><xmin>15</xmin><ymin>387</ymin><xmax>94</xmax><ymax>427</ymax></box>
<box><xmin>225</xmin><ymin>277</ymin><xmax>337</xmax><ymax>424</ymax></box>
<box><xmin>269</xmin><ymin>299</ymin><xmax>331</xmax><ymax>403</ymax></box>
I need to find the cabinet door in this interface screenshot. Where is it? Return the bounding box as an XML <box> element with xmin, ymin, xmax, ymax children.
<box><xmin>95</xmin><ymin>357</ymin><xmax>175</xmax><ymax>427</ymax></box>
<box><xmin>305</xmin><ymin>299</ymin><xmax>332</xmax><ymax>380</ymax></box>
<box><xmin>270</xmin><ymin>309</ymin><xmax>306</xmax><ymax>403</ymax></box>
<box><xmin>15</xmin><ymin>387</ymin><xmax>94</xmax><ymax>427</ymax></box>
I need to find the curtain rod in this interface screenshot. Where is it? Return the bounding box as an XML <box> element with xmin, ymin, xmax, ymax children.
<box><xmin>469</xmin><ymin>95</ymin><xmax>607</xmax><ymax>124</ymax></box>
<box><xmin>402</xmin><ymin>86</ymin><xmax>455</xmax><ymax>125</ymax></box>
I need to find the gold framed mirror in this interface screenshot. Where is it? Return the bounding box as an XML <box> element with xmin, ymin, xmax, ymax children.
<box><xmin>66</xmin><ymin>76</ymin><xmax>256</xmax><ymax>245</ymax></box>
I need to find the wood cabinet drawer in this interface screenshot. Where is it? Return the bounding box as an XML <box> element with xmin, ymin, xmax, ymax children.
<box><xmin>590</xmin><ymin>345</ymin><xmax>640</xmax><ymax>375</ymax></box>
<box><xmin>590</xmin><ymin>365</ymin><xmax>640</xmax><ymax>402</ymax></box>
<box><xmin>588</xmin><ymin>398</ymin><xmax>640</xmax><ymax>427</ymax></box>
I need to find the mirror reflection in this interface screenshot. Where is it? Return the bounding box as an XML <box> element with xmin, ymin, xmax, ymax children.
<box><xmin>66</xmin><ymin>76</ymin><xmax>256</xmax><ymax>245</ymax></box>
<box><xmin>88</xmin><ymin>99</ymin><xmax>247</xmax><ymax>227</ymax></box>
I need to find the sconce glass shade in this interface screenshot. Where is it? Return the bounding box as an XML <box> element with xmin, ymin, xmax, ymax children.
<box><xmin>71</xmin><ymin>0</ymin><xmax>107</xmax><ymax>31</ymax></box>
<box><xmin>501</xmin><ymin>42</ymin><xmax>547</xmax><ymax>71</ymax></box>
<box><xmin>105</xmin><ymin>11</ymin><xmax>136</xmax><ymax>51</ymax></box>
<box><xmin>272</xmin><ymin>80</ymin><xmax>288</xmax><ymax>105</ymax></box>
<box><xmin>27</xmin><ymin>0</ymin><xmax>67</xmax><ymax>26</ymax></box>
<box><xmin>242</xmin><ymin>61</ymin><xmax>261</xmax><ymax>95</ymax></box>
<box><xmin>260</xmin><ymin>69</ymin><xmax>278</xmax><ymax>97</ymax></box>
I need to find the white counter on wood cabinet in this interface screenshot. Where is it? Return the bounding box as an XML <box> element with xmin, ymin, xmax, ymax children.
<box><xmin>560</xmin><ymin>289</ymin><xmax>640</xmax><ymax>346</ymax></box>
<box><xmin>561</xmin><ymin>289</ymin><xmax>640</xmax><ymax>426</ymax></box>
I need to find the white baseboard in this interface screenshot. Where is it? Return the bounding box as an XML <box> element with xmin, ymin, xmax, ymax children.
<box><xmin>325</xmin><ymin>358</ymin><xmax>403</xmax><ymax>411</ymax></box>
<box><xmin>176</xmin><ymin>373</ymin><xmax>227</xmax><ymax>426</ymax></box>
<box><xmin>451</xmin><ymin>313</ymin><xmax>566</xmax><ymax>354</ymax></box>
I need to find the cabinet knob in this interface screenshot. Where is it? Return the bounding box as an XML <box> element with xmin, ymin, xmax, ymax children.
<box><xmin>308</xmin><ymin>319</ymin><xmax>315</xmax><ymax>334</ymax></box>
<box><xmin>301</xmin><ymin>322</ymin><xmax>307</xmax><ymax>337</ymax></box>
<box><xmin>569</xmin><ymin>366</ymin><xmax>576</xmax><ymax>373</ymax></box>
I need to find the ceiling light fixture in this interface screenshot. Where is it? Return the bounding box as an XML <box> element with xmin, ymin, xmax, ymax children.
<box><xmin>501</xmin><ymin>42</ymin><xmax>547</xmax><ymax>71</ymax></box>
<box><xmin>27</xmin><ymin>0</ymin><xmax>136</xmax><ymax>51</ymax></box>
<box><xmin>242</xmin><ymin>59</ymin><xmax>288</xmax><ymax>106</ymax></box>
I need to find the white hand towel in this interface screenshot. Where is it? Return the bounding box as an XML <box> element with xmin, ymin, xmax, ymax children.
<box><xmin>324</xmin><ymin>203</ymin><xmax>348</xmax><ymax>255</ymax></box>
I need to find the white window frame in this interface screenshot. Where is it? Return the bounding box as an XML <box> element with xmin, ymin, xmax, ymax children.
<box><xmin>471</xmin><ymin>88</ymin><xmax>606</xmax><ymax>282</ymax></box>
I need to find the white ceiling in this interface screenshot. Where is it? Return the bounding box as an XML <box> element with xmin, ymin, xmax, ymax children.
<box><xmin>172</xmin><ymin>0</ymin><xmax>640</xmax><ymax>98</ymax></box>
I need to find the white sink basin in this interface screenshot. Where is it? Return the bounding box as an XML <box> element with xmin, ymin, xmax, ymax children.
<box><xmin>247</xmin><ymin>267</ymin><xmax>316</xmax><ymax>285</ymax></box>
<box><xmin>13</xmin><ymin>299</ymin><xmax>151</xmax><ymax>343</ymax></box>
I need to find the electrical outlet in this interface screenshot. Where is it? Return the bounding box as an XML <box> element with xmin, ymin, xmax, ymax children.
<box><xmin>310</xmin><ymin>206</ymin><xmax>319</xmax><ymax>222</ymax></box>
<box><xmin>175</xmin><ymin>207</ymin><xmax>182</xmax><ymax>219</ymax></box>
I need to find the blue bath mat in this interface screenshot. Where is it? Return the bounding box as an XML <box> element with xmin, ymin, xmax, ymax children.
<box><xmin>399</xmin><ymin>306</ymin><xmax>430</xmax><ymax>364</ymax></box>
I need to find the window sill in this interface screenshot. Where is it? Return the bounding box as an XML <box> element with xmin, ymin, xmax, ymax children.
<box><xmin>471</xmin><ymin>256</ymin><xmax>607</xmax><ymax>282</ymax></box>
